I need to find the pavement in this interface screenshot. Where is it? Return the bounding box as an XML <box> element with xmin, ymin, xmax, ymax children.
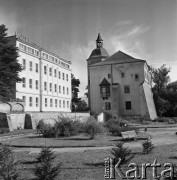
<box><xmin>11</xmin><ymin>127</ymin><xmax>177</xmax><ymax>154</ymax></box>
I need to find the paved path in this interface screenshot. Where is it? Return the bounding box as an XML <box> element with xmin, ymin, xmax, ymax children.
<box><xmin>12</xmin><ymin>127</ymin><xmax>177</xmax><ymax>154</ymax></box>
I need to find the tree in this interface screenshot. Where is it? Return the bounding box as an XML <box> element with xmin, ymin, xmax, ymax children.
<box><xmin>151</xmin><ymin>65</ymin><xmax>171</xmax><ymax>116</ymax></box>
<box><xmin>71</xmin><ymin>74</ymin><xmax>81</xmax><ymax>104</ymax></box>
<box><xmin>84</xmin><ymin>85</ymin><xmax>88</xmax><ymax>98</ymax></box>
<box><xmin>151</xmin><ymin>64</ymin><xmax>171</xmax><ymax>92</ymax></box>
<box><xmin>32</xmin><ymin>147</ymin><xmax>62</xmax><ymax>180</ymax></box>
<box><xmin>164</xmin><ymin>81</ymin><xmax>177</xmax><ymax>116</ymax></box>
<box><xmin>0</xmin><ymin>143</ymin><xmax>20</xmax><ymax>180</ymax></box>
<box><xmin>0</xmin><ymin>24</ymin><xmax>22</xmax><ymax>98</ymax></box>
<box><xmin>76</xmin><ymin>99</ymin><xmax>88</xmax><ymax>112</ymax></box>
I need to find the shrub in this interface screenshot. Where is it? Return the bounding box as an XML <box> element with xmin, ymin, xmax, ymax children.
<box><xmin>105</xmin><ymin>118</ymin><xmax>138</xmax><ymax>136</ymax></box>
<box><xmin>54</xmin><ymin>116</ymin><xmax>79</xmax><ymax>137</ymax></box>
<box><xmin>83</xmin><ymin>116</ymin><xmax>105</xmax><ymax>139</ymax></box>
<box><xmin>36</xmin><ymin>120</ymin><xmax>46</xmax><ymax>130</ymax></box>
<box><xmin>42</xmin><ymin>124</ymin><xmax>56</xmax><ymax>138</ymax></box>
<box><xmin>24</xmin><ymin>113</ymin><xmax>33</xmax><ymax>129</ymax></box>
<box><xmin>142</xmin><ymin>140</ymin><xmax>154</xmax><ymax>154</ymax></box>
<box><xmin>110</xmin><ymin>142</ymin><xmax>134</xmax><ymax>164</ymax></box>
<box><xmin>0</xmin><ymin>143</ymin><xmax>20</xmax><ymax>180</ymax></box>
<box><xmin>31</xmin><ymin>147</ymin><xmax>62</xmax><ymax>180</ymax></box>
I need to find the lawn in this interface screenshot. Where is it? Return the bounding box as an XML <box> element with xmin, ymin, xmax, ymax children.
<box><xmin>7</xmin><ymin>133</ymin><xmax>123</xmax><ymax>148</ymax></box>
<box><xmin>14</xmin><ymin>143</ymin><xmax>177</xmax><ymax>180</ymax></box>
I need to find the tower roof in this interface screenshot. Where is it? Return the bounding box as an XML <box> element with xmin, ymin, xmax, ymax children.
<box><xmin>89</xmin><ymin>47</ymin><xmax>109</xmax><ymax>59</ymax></box>
<box><xmin>96</xmin><ymin>32</ymin><xmax>103</xmax><ymax>42</ymax></box>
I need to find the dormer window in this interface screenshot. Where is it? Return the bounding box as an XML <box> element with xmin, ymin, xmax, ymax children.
<box><xmin>99</xmin><ymin>78</ymin><xmax>110</xmax><ymax>100</ymax></box>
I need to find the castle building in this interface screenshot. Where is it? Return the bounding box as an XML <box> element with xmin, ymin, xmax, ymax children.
<box><xmin>87</xmin><ymin>33</ymin><xmax>157</xmax><ymax>119</ymax></box>
<box><xmin>6</xmin><ymin>33</ymin><xmax>72</xmax><ymax>112</ymax></box>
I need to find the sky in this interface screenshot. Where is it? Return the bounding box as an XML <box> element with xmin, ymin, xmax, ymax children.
<box><xmin>0</xmin><ymin>0</ymin><xmax>177</xmax><ymax>96</ymax></box>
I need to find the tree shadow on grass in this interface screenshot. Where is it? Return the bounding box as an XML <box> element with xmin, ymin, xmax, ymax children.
<box><xmin>21</xmin><ymin>160</ymin><xmax>37</xmax><ymax>165</ymax></box>
<box><xmin>55</xmin><ymin>137</ymin><xmax>91</xmax><ymax>141</ymax></box>
<box><xmin>169</xmin><ymin>156</ymin><xmax>177</xmax><ymax>160</ymax></box>
<box><xmin>84</xmin><ymin>162</ymin><xmax>104</xmax><ymax>167</ymax></box>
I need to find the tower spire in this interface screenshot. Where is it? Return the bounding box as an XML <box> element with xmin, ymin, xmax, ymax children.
<box><xmin>96</xmin><ymin>32</ymin><xmax>103</xmax><ymax>48</ymax></box>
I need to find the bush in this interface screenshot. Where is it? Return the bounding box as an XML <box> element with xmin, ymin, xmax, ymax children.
<box><xmin>54</xmin><ymin>116</ymin><xmax>80</xmax><ymax>137</ymax></box>
<box><xmin>0</xmin><ymin>143</ymin><xmax>20</xmax><ymax>180</ymax></box>
<box><xmin>83</xmin><ymin>116</ymin><xmax>105</xmax><ymax>139</ymax></box>
<box><xmin>105</xmin><ymin>118</ymin><xmax>138</xmax><ymax>136</ymax></box>
<box><xmin>31</xmin><ymin>147</ymin><xmax>62</xmax><ymax>180</ymax></box>
<box><xmin>42</xmin><ymin>124</ymin><xmax>56</xmax><ymax>138</ymax></box>
<box><xmin>110</xmin><ymin>142</ymin><xmax>134</xmax><ymax>164</ymax></box>
<box><xmin>36</xmin><ymin>120</ymin><xmax>46</xmax><ymax>130</ymax></box>
<box><xmin>142</xmin><ymin>140</ymin><xmax>154</xmax><ymax>154</ymax></box>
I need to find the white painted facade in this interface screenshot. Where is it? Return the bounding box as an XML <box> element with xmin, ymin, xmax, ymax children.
<box><xmin>7</xmin><ymin>34</ymin><xmax>72</xmax><ymax>112</ymax></box>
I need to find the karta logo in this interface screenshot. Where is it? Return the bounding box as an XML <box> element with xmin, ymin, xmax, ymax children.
<box><xmin>104</xmin><ymin>158</ymin><xmax>175</xmax><ymax>179</ymax></box>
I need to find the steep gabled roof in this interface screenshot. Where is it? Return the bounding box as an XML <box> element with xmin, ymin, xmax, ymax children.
<box><xmin>99</xmin><ymin>78</ymin><xmax>110</xmax><ymax>86</ymax></box>
<box><xmin>90</xmin><ymin>50</ymin><xmax>145</xmax><ymax>66</ymax></box>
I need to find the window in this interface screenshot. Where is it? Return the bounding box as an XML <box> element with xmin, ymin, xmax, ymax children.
<box><xmin>67</xmin><ymin>87</ymin><xmax>69</xmax><ymax>95</ymax></box>
<box><xmin>66</xmin><ymin>74</ymin><xmax>68</xmax><ymax>81</ymax></box>
<box><xmin>126</xmin><ymin>101</ymin><xmax>131</xmax><ymax>110</ymax></box>
<box><xmin>54</xmin><ymin>69</ymin><xmax>57</xmax><ymax>77</ymax></box>
<box><xmin>45</xmin><ymin>98</ymin><xmax>47</xmax><ymax>107</ymax></box>
<box><xmin>44</xmin><ymin>66</ymin><xmax>47</xmax><ymax>74</ymax></box>
<box><xmin>63</xmin><ymin>100</ymin><xmax>65</xmax><ymax>108</ymax></box>
<box><xmin>50</xmin><ymin>99</ymin><xmax>53</xmax><ymax>107</ymax></box>
<box><xmin>121</xmin><ymin>72</ymin><xmax>125</xmax><ymax>78</ymax></box>
<box><xmin>59</xmin><ymin>85</ymin><xmax>61</xmax><ymax>93</ymax></box>
<box><xmin>63</xmin><ymin>73</ymin><xmax>65</xmax><ymax>80</ymax></box>
<box><xmin>44</xmin><ymin>82</ymin><xmax>47</xmax><ymax>91</ymax></box>
<box><xmin>58</xmin><ymin>71</ymin><xmax>61</xmax><ymax>79</ymax></box>
<box><xmin>67</xmin><ymin>101</ymin><xmax>69</xmax><ymax>108</ymax></box>
<box><xmin>22</xmin><ymin>78</ymin><xmax>26</xmax><ymax>88</ymax></box>
<box><xmin>50</xmin><ymin>83</ymin><xmax>52</xmax><ymax>91</ymax></box>
<box><xmin>29</xmin><ymin>97</ymin><xmax>32</xmax><ymax>107</ymax></box>
<box><xmin>36</xmin><ymin>97</ymin><xmax>38</xmax><ymax>107</ymax></box>
<box><xmin>108</xmin><ymin>74</ymin><xmax>111</xmax><ymax>78</ymax></box>
<box><xmin>49</xmin><ymin>67</ymin><xmax>52</xmax><ymax>76</ymax></box>
<box><xmin>22</xmin><ymin>96</ymin><xmax>26</xmax><ymax>105</ymax></box>
<box><xmin>36</xmin><ymin>63</ymin><xmax>38</xmax><ymax>73</ymax></box>
<box><xmin>105</xmin><ymin>102</ymin><xmax>111</xmax><ymax>110</ymax></box>
<box><xmin>29</xmin><ymin>61</ymin><xmax>32</xmax><ymax>71</ymax></box>
<box><xmin>63</xmin><ymin>86</ymin><xmax>65</xmax><ymax>94</ymax></box>
<box><xmin>36</xmin><ymin>80</ymin><xmax>38</xmax><ymax>90</ymax></box>
<box><xmin>124</xmin><ymin>86</ymin><xmax>130</xmax><ymax>93</ymax></box>
<box><xmin>55</xmin><ymin>99</ymin><xmax>57</xmax><ymax>108</ymax></box>
<box><xmin>135</xmin><ymin>74</ymin><xmax>139</xmax><ymax>80</ymax></box>
<box><xmin>59</xmin><ymin>100</ymin><xmax>61</xmax><ymax>108</ymax></box>
<box><xmin>29</xmin><ymin>79</ymin><xmax>32</xmax><ymax>89</ymax></box>
<box><xmin>32</xmin><ymin>49</ymin><xmax>34</xmax><ymax>55</ymax></box>
<box><xmin>55</xmin><ymin>84</ymin><xmax>57</xmax><ymax>92</ymax></box>
<box><xmin>22</xmin><ymin>59</ymin><xmax>26</xmax><ymax>70</ymax></box>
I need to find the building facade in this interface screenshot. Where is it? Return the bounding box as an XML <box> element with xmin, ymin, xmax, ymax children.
<box><xmin>7</xmin><ymin>33</ymin><xmax>72</xmax><ymax>112</ymax></box>
<box><xmin>87</xmin><ymin>33</ymin><xmax>157</xmax><ymax>120</ymax></box>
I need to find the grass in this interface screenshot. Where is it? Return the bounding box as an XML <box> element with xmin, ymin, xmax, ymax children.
<box><xmin>7</xmin><ymin>133</ymin><xmax>123</xmax><ymax>148</ymax></box>
<box><xmin>0</xmin><ymin>129</ymin><xmax>35</xmax><ymax>137</ymax></box>
<box><xmin>14</xmin><ymin>143</ymin><xmax>177</xmax><ymax>180</ymax></box>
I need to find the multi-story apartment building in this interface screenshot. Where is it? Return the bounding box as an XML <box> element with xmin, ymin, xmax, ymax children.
<box><xmin>7</xmin><ymin>33</ymin><xmax>71</xmax><ymax>112</ymax></box>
